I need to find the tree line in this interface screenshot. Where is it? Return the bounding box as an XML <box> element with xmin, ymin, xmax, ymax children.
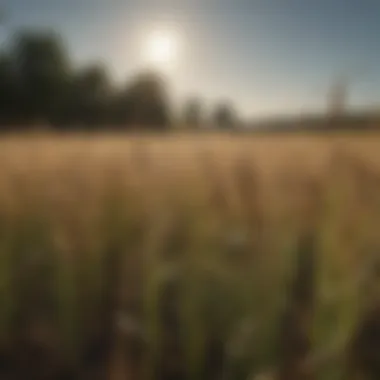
<box><xmin>0</xmin><ymin>29</ymin><xmax>238</xmax><ymax>131</ymax></box>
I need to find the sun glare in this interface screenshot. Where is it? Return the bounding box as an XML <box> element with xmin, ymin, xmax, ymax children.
<box><xmin>142</xmin><ymin>29</ymin><xmax>179</xmax><ymax>71</ymax></box>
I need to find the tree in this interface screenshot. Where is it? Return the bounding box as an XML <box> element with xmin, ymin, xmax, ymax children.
<box><xmin>70</xmin><ymin>64</ymin><xmax>113</xmax><ymax>128</ymax></box>
<box><xmin>0</xmin><ymin>27</ymin><xmax>193</xmax><ymax>132</ymax></box>
<box><xmin>182</xmin><ymin>97</ymin><xmax>203</xmax><ymax>128</ymax></box>
<box><xmin>327</xmin><ymin>76</ymin><xmax>348</xmax><ymax>119</ymax></box>
<box><xmin>0</xmin><ymin>52</ymin><xmax>19</xmax><ymax>126</ymax></box>
<box><xmin>212</xmin><ymin>102</ymin><xmax>236</xmax><ymax>129</ymax></box>
<box><xmin>123</xmin><ymin>71</ymin><xmax>171</xmax><ymax>129</ymax></box>
<box><xmin>9</xmin><ymin>29</ymin><xmax>72</xmax><ymax>125</ymax></box>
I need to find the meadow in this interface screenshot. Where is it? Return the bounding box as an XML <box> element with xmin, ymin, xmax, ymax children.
<box><xmin>0</xmin><ymin>132</ymin><xmax>380</xmax><ymax>380</ymax></box>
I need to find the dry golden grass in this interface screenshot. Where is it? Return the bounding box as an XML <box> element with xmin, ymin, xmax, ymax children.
<box><xmin>0</xmin><ymin>132</ymin><xmax>380</xmax><ymax>380</ymax></box>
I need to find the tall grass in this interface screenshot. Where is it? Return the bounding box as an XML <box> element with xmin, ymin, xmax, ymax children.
<box><xmin>0</xmin><ymin>134</ymin><xmax>379</xmax><ymax>379</ymax></box>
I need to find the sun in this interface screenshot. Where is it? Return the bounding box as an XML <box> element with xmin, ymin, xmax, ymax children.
<box><xmin>142</xmin><ymin>29</ymin><xmax>179</xmax><ymax>71</ymax></box>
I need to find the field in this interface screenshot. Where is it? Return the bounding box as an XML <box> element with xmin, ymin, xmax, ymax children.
<box><xmin>1</xmin><ymin>132</ymin><xmax>380</xmax><ymax>380</ymax></box>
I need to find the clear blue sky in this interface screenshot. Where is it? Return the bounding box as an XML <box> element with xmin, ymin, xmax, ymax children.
<box><xmin>2</xmin><ymin>0</ymin><xmax>380</xmax><ymax>118</ymax></box>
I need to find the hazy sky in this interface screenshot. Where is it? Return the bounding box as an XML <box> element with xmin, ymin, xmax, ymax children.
<box><xmin>2</xmin><ymin>0</ymin><xmax>380</xmax><ymax>118</ymax></box>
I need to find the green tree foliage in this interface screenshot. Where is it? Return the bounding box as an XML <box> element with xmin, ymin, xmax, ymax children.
<box><xmin>69</xmin><ymin>64</ymin><xmax>112</xmax><ymax>128</ymax></box>
<box><xmin>124</xmin><ymin>71</ymin><xmax>171</xmax><ymax>129</ymax></box>
<box><xmin>213</xmin><ymin>102</ymin><xmax>236</xmax><ymax>129</ymax></box>
<box><xmin>0</xmin><ymin>53</ymin><xmax>19</xmax><ymax>126</ymax></box>
<box><xmin>0</xmin><ymin>29</ymin><xmax>172</xmax><ymax>130</ymax></box>
<box><xmin>10</xmin><ymin>29</ymin><xmax>72</xmax><ymax>125</ymax></box>
<box><xmin>183</xmin><ymin>97</ymin><xmax>203</xmax><ymax>128</ymax></box>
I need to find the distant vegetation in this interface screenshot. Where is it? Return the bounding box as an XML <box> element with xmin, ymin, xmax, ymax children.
<box><xmin>1</xmin><ymin>27</ymin><xmax>379</xmax><ymax>133</ymax></box>
<box><xmin>0</xmin><ymin>28</ymin><xmax>237</xmax><ymax>131</ymax></box>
